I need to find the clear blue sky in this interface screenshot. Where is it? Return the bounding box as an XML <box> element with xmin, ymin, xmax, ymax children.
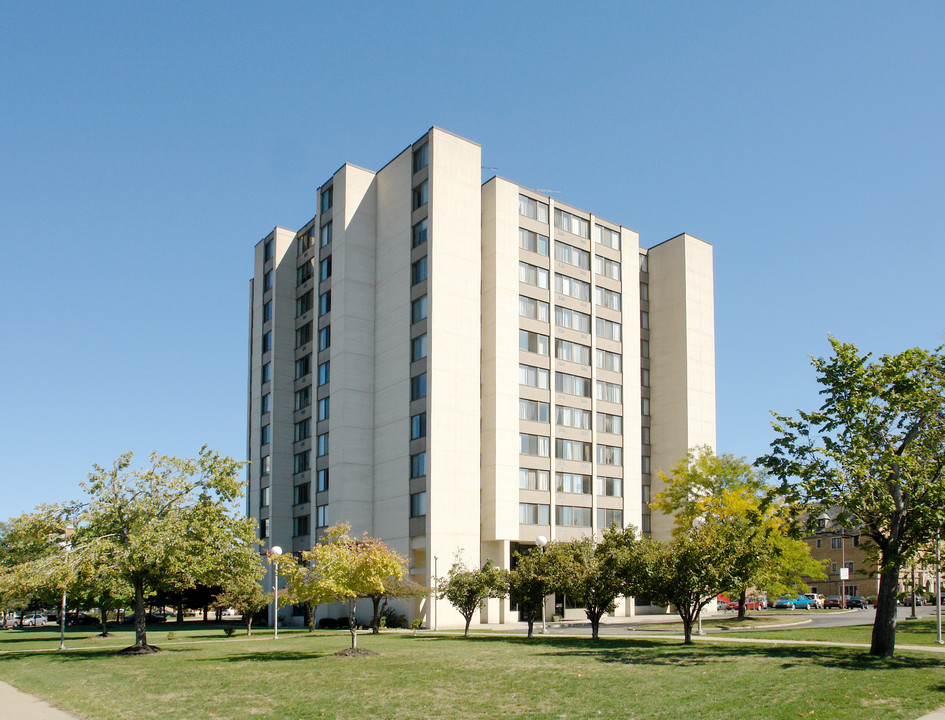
<box><xmin>3</xmin><ymin>2</ymin><xmax>943</xmax><ymax>519</ymax></box>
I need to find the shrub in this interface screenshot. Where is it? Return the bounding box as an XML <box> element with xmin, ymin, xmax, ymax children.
<box><xmin>223</xmin><ymin>626</ymin><xmax>235</xmax><ymax>637</ymax></box>
<box><xmin>380</xmin><ymin>606</ymin><xmax>407</xmax><ymax>629</ymax></box>
<box><xmin>318</xmin><ymin>617</ymin><xmax>336</xmax><ymax>629</ymax></box>
<box><xmin>166</xmin><ymin>631</ymin><xmax>176</xmax><ymax>641</ymax></box>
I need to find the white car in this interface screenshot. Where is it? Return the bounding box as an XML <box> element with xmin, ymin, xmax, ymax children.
<box><xmin>20</xmin><ymin>613</ymin><xmax>47</xmax><ymax>627</ymax></box>
<box><xmin>804</xmin><ymin>593</ymin><xmax>825</xmax><ymax>609</ymax></box>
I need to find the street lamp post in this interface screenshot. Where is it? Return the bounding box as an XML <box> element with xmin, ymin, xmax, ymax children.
<box><xmin>536</xmin><ymin>536</ymin><xmax>548</xmax><ymax>633</ymax></box>
<box><xmin>936</xmin><ymin>533</ymin><xmax>943</xmax><ymax>645</ymax></box>
<box><xmin>433</xmin><ymin>555</ymin><xmax>438</xmax><ymax>632</ymax></box>
<box><xmin>58</xmin><ymin>525</ymin><xmax>75</xmax><ymax>651</ymax></box>
<box><xmin>270</xmin><ymin>546</ymin><xmax>282</xmax><ymax>639</ymax></box>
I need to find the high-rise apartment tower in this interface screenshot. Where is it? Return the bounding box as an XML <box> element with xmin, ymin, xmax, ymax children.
<box><xmin>247</xmin><ymin>127</ymin><xmax>715</xmax><ymax>627</ymax></box>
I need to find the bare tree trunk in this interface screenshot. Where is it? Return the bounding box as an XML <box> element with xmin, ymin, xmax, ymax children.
<box><xmin>348</xmin><ymin>600</ymin><xmax>357</xmax><ymax>650</ymax></box>
<box><xmin>526</xmin><ymin>618</ymin><xmax>534</xmax><ymax>639</ymax></box>
<box><xmin>176</xmin><ymin>598</ymin><xmax>184</xmax><ymax>625</ymax></box>
<box><xmin>246</xmin><ymin>616</ymin><xmax>253</xmax><ymax>636</ymax></box>
<box><xmin>737</xmin><ymin>587</ymin><xmax>748</xmax><ymax>620</ymax></box>
<box><xmin>133</xmin><ymin>580</ymin><xmax>148</xmax><ymax>648</ymax></box>
<box><xmin>99</xmin><ymin>606</ymin><xmax>109</xmax><ymax>637</ymax></box>
<box><xmin>371</xmin><ymin>596</ymin><xmax>382</xmax><ymax>634</ymax></box>
<box><xmin>464</xmin><ymin>614</ymin><xmax>472</xmax><ymax>638</ymax></box>
<box><xmin>870</xmin><ymin>562</ymin><xmax>902</xmax><ymax>657</ymax></box>
<box><xmin>589</xmin><ymin>610</ymin><xmax>602</xmax><ymax>640</ymax></box>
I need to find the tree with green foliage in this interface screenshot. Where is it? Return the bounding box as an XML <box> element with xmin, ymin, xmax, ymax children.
<box><xmin>761</xmin><ymin>338</ymin><xmax>945</xmax><ymax>657</ymax></box>
<box><xmin>365</xmin><ymin>575</ymin><xmax>426</xmax><ymax>634</ymax></box>
<box><xmin>437</xmin><ymin>557</ymin><xmax>507</xmax><ymax>638</ymax></box>
<box><xmin>544</xmin><ymin>526</ymin><xmax>642</xmax><ymax>640</ymax></box>
<box><xmin>652</xmin><ymin>447</ymin><xmax>824</xmax><ymax>620</ymax></box>
<box><xmin>213</xmin><ymin>576</ymin><xmax>270</xmax><ymax>636</ymax></box>
<box><xmin>75</xmin><ymin>448</ymin><xmax>258</xmax><ymax>653</ymax></box>
<box><xmin>297</xmin><ymin>524</ymin><xmax>408</xmax><ymax>650</ymax></box>
<box><xmin>507</xmin><ymin>547</ymin><xmax>552</xmax><ymax>639</ymax></box>
<box><xmin>634</xmin><ymin>516</ymin><xmax>744</xmax><ymax>644</ymax></box>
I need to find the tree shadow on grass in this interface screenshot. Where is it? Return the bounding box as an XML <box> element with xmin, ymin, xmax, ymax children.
<box><xmin>207</xmin><ymin>649</ymin><xmax>347</xmax><ymax>662</ymax></box>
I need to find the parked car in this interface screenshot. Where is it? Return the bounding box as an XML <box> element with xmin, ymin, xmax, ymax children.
<box><xmin>847</xmin><ymin>596</ymin><xmax>869</xmax><ymax>609</ymax></box>
<box><xmin>727</xmin><ymin>598</ymin><xmax>767</xmax><ymax>611</ymax></box>
<box><xmin>824</xmin><ymin>595</ymin><xmax>845</xmax><ymax>608</ymax></box>
<box><xmin>773</xmin><ymin>595</ymin><xmax>815</xmax><ymax>610</ymax></box>
<box><xmin>804</xmin><ymin>593</ymin><xmax>826</xmax><ymax>609</ymax></box>
<box><xmin>66</xmin><ymin>613</ymin><xmax>100</xmax><ymax>626</ymax></box>
<box><xmin>19</xmin><ymin>613</ymin><xmax>47</xmax><ymax>627</ymax></box>
<box><xmin>900</xmin><ymin>593</ymin><xmax>926</xmax><ymax>606</ymax></box>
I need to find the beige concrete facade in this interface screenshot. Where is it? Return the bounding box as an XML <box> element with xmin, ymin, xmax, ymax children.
<box><xmin>247</xmin><ymin>127</ymin><xmax>716</xmax><ymax>628</ymax></box>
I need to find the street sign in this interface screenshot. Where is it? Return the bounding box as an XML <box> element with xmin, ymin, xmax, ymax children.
<box><xmin>840</xmin><ymin>568</ymin><xmax>850</xmax><ymax>580</ymax></box>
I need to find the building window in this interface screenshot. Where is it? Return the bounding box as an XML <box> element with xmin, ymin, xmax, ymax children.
<box><xmin>639</xmin><ymin>253</ymin><xmax>648</xmax><ymax>273</ymax></box>
<box><xmin>295</xmin><ymin>482</ymin><xmax>311</xmax><ymax>505</ymax></box>
<box><xmin>555</xmin><ymin>371</ymin><xmax>592</xmax><ymax>398</ymax></box>
<box><xmin>317</xmin><ymin>433</ymin><xmax>328</xmax><ymax>457</ymax></box>
<box><xmin>596</xmin><ymin>476</ymin><xmax>623</xmax><ymax>497</ymax></box>
<box><xmin>519</xmin><ymin>228</ymin><xmax>549</xmax><ymax>255</ymax></box>
<box><xmin>554</xmin><ymin>209</ymin><xmax>590</xmax><ymax>238</ymax></box>
<box><xmin>555</xmin><ymin>438</ymin><xmax>592</xmax><ymax>462</ymax></box>
<box><xmin>596</xmin><ymin>380</ymin><xmax>623</xmax><ymax>404</ymax></box>
<box><xmin>596</xmin><ymin>348</ymin><xmax>622</xmax><ymax>373</ymax></box>
<box><xmin>596</xmin><ymin>444</ymin><xmax>623</xmax><ymax>466</ymax></box>
<box><xmin>519</xmin><ymin>295</ymin><xmax>549</xmax><ymax>322</ymax></box>
<box><xmin>318</xmin><ymin>290</ymin><xmax>331</xmax><ymax>316</ymax></box>
<box><xmin>260</xmin><ymin>517</ymin><xmax>269</xmax><ymax>539</ymax></box>
<box><xmin>641</xmin><ymin>311</ymin><xmax>649</xmax><ymax>330</ymax></box>
<box><xmin>831</xmin><ymin>537</ymin><xmax>843</xmax><ymax>549</ymax></box>
<box><xmin>412</xmin><ymin>180</ymin><xmax>428</xmax><ymax>210</ymax></box>
<box><xmin>298</xmin><ymin>231</ymin><xmax>313</xmax><ymax>255</ymax></box>
<box><xmin>318</xmin><ymin>326</ymin><xmax>330</xmax><ymax>351</ymax></box>
<box><xmin>641</xmin><ymin>485</ymin><xmax>651</xmax><ymax>503</ymax></box>
<box><xmin>296</xmin><ymin>322</ymin><xmax>313</xmax><ymax>348</ymax></box>
<box><xmin>556</xmin><ymin>472</ymin><xmax>592</xmax><ymax>495</ymax></box>
<box><xmin>263</xmin><ymin>270</ymin><xmax>273</xmax><ymax>292</ymax></box>
<box><xmin>410</xmin><ymin>373</ymin><xmax>427</xmax><ymax>400</ymax></box>
<box><xmin>519</xmin><ymin>195</ymin><xmax>549</xmax><ymax>223</ymax></box>
<box><xmin>264</xmin><ymin>239</ymin><xmax>274</xmax><ymax>261</ymax></box>
<box><xmin>641</xmin><ymin>514</ymin><xmax>651</xmax><ymax>534</ymax></box>
<box><xmin>260</xmin><ymin>455</ymin><xmax>270</xmax><ymax>476</ymax></box>
<box><xmin>556</xmin><ymin>505</ymin><xmax>592</xmax><ymax>527</ymax></box>
<box><xmin>317</xmin><ymin>396</ymin><xmax>329</xmax><ymax>421</ymax></box>
<box><xmin>640</xmin><ymin>367</ymin><xmax>650</xmax><ymax>387</ymax></box>
<box><xmin>412</xmin><ymin>257</ymin><xmax>428</xmax><ymax>285</ymax></box>
<box><xmin>296</xmin><ymin>355</ymin><xmax>312</xmax><ymax>379</ymax></box>
<box><xmin>519</xmin><ymin>502</ymin><xmax>550</xmax><ymax>525</ymax></box>
<box><xmin>297</xmin><ymin>290</ymin><xmax>313</xmax><ymax>317</ymax></box>
<box><xmin>555</xmin><ymin>405</ymin><xmax>591</xmax><ymax>429</ymax></box>
<box><xmin>260</xmin><ymin>424</ymin><xmax>270</xmax><ymax>446</ymax></box>
<box><xmin>853</xmin><ymin>535</ymin><xmax>860</xmax><ymax>547</ymax></box>
<box><xmin>293</xmin><ymin>515</ymin><xmax>310</xmax><ymax>537</ymax></box>
<box><xmin>555</xmin><ymin>339</ymin><xmax>591</xmax><ymax>365</ymax></box>
<box><xmin>641</xmin><ymin>339</ymin><xmax>649</xmax><ymax>358</ymax></box>
<box><xmin>554</xmin><ymin>273</ymin><xmax>591</xmax><ymax>302</ymax></box>
<box><xmin>831</xmin><ymin>562</ymin><xmax>838</xmax><ymax>573</ymax></box>
<box><xmin>519</xmin><ymin>364</ymin><xmax>549</xmax><ymax>390</ymax></box>
<box><xmin>316</xmin><ymin>504</ymin><xmax>328</xmax><ymax>528</ymax></box>
<box><xmin>595</xmin><ymin>286</ymin><xmax>621</xmax><ymax>312</ymax></box>
<box><xmin>320</xmin><ymin>222</ymin><xmax>332</xmax><ymax>248</ymax></box>
<box><xmin>295</xmin><ymin>386</ymin><xmax>311</xmax><ymax>410</ymax></box>
<box><xmin>317</xmin><ymin>361</ymin><xmax>330</xmax><ymax>386</ymax></box>
<box><xmin>411</xmin><ymin>295</ymin><xmax>428</xmax><ymax>323</ymax></box>
<box><xmin>597</xmin><ymin>412</ymin><xmax>623</xmax><ymax>435</ymax></box>
<box><xmin>520</xmin><ymin>398</ymin><xmax>550</xmax><ymax>423</ymax></box>
<box><xmin>642</xmin><ymin>456</ymin><xmax>651</xmax><ymax>474</ymax></box>
<box><xmin>597</xmin><ymin>508</ymin><xmax>623</xmax><ymax>528</ymax></box>
<box><xmin>260</xmin><ymin>486</ymin><xmax>270</xmax><ymax>507</ymax></box>
<box><xmin>844</xmin><ymin>561</ymin><xmax>854</xmax><ymax>572</ymax></box>
<box><xmin>520</xmin><ymin>329</ymin><xmax>550</xmax><ymax>356</ymax></box>
<box><xmin>554</xmin><ymin>241</ymin><xmax>590</xmax><ymax>270</ymax></box>
<box><xmin>520</xmin><ymin>433</ymin><xmax>550</xmax><ymax>457</ymax></box>
<box><xmin>519</xmin><ymin>468</ymin><xmax>550</xmax><ymax>490</ymax></box>
<box><xmin>319</xmin><ymin>256</ymin><xmax>332</xmax><ymax>282</ymax></box>
<box><xmin>412</xmin><ymin>219</ymin><xmax>428</xmax><ymax>247</ymax></box>
<box><xmin>641</xmin><ymin>425</ymin><xmax>650</xmax><ymax>445</ymax></box>
<box><xmin>261</xmin><ymin>362</ymin><xmax>271</xmax><ymax>384</ymax></box>
<box><xmin>320</xmin><ymin>187</ymin><xmax>332</xmax><ymax>214</ymax></box>
<box><xmin>411</xmin><ymin>334</ymin><xmax>428</xmax><ymax>362</ymax></box>
<box><xmin>294</xmin><ymin>418</ymin><xmax>311</xmax><ymax>442</ymax></box>
<box><xmin>816</xmin><ymin>538</ymin><xmax>822</xmax><ymax>549</ymax></box>
<box><xmin>640</xmin><ymin>283</ymin><xmax>649</xmax><ymax>301</ymax></box>
<box><xmin>294</xmin><ymin>450</ymin><xmax>310</xmax><ymax>473</ymax></box>
<box><xmin>641</xmin><ymin>396</ymin><xmax>650</xmax><ymax>415</ymax></box>
<box><xmin>411</xmin><ymin>412</ymin><xmax>427</xmax><ymax>439</ymax></box>
<box><xmin>262</xmin><ymin>331</ymin><xmax>272</xmax><ymax>354</ymax></box>
<box><xmin>595</xmin><ymin>255</ymin><xmax>621</xmax><ymax>281</ymax></box>
<box><xmin>261</xmin><ymin>393</ymin><xmax>271</xmax><ymax>415</ymax></box>
<box><xmin>410</xmin><ymin>491</ymin><xmax>427</xmax><ymax>518</ymax></box>
<box><xmin>519</xmin><ymin>261</ymin><xmax>549</xmax><ymax>289</ymax></box>
<box><xmin>410</xmin><ymin>452</ymin><xmax>427</xmax><ymax>478</ymax></box>
<box><xmin>297</xmin><ymin>262</ymin><xmax>313</xmax><ymax>286</ymax></box>
<box><xmin>596</xmin><ymin>317</ymin><xmax>622</xmax><ymax>342</ymax></box>
<box><xmin>555</xmin><ymin>306</ymin><xmax>591</xmax><ymax>333</ymax></box>
<box><xmin>595</xmin><ymin>225</ymin><xmax>621</xmax><ymax>250</ymax></box>
<box><xmin>412</xmin><ymin>143</ymin><xmax>428</xmax><ymax>173</ymax></box>
<box><xmin>317</xmin><ymin>469</ymin><xmax>329</xmax><ymax>492</ymax></box>
<box><xmin>262</xmin><ymin>300</ymin><xmax>272</xmax><ymax>322</ymax></box>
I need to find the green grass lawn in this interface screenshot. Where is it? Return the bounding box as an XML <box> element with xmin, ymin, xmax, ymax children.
<box><xmin>2</xmin><ymin>626</ymin><xmax>945</xmax><ymax>720</ymax></box>
<box><xmin>721</xmin><ymin>616</ymin><xmax>945</xmax><ymax>646</ymax></box>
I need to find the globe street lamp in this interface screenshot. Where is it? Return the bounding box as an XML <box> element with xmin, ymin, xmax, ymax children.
<box><xmin>270</xmin><ymin>546</ymin><xmax>283</xmax><ymax>639</ymax></box>
<box><xmin>536</xmin><ymin>535</ymin><xmax>548</xmax><ymax>633</ymax></box>
<box><xmin>58</xmin><ymin>525</ymin><xmax>75</xmax><ymax>651</ymax></box>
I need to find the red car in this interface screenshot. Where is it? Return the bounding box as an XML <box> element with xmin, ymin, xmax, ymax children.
<box><xmin>726</xmin><ymin>598</ymin><xmax>767</xmax><ymax>611</ymax></box>
<box><xmin>824</xmin><ymin>596</ymin><xmax>845</xmax><ymax>608</ymax></box>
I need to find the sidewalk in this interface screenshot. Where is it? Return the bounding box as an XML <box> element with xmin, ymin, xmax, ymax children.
<box><xmin>0</xmin><ymin>681</ymin><xmax>79</xmax><ymax>719</ymax></box>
